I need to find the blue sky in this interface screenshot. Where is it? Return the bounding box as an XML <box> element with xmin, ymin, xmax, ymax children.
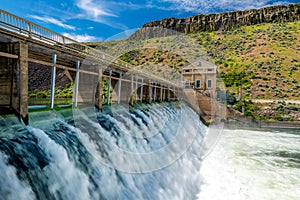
<box><xmin>1</xmin><ymin>0</ymin><xmax>299</xmax><ymax>42</ymax></box>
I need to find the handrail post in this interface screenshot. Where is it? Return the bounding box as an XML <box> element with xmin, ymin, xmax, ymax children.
<box><xmin>28</xmin><ymin>22</ymin><xmax>31</xmax><ymax>38</ymax></box>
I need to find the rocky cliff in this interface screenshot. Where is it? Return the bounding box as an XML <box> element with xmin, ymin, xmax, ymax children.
<box><xmin>141</xmin><ymin>4</ymin><xmax>300</xmax><ymax>34</ymax></box>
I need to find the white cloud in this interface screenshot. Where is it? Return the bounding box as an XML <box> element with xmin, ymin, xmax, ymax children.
<box><xmin>76</xmin><ymin>0</ymin><xmax>117</xmax><ymax>19</ymax></box>
<box><xmin>62</xmin><ymin>33</ymin><xmax>102</xmax><ymax>42</ymax></box>
<box><xmin>29</xmin><ymin>15</ymin><xmax>76</xmax><ymax>30</ymax></box>
<box><xmin>157</xmin><ymin>0</ymin><xmax>291</xmax><ymax>13</ymax></box>
<box><xmin>74</xmin><ymin>0</ymin><xmax>130</xmax><ymax>30</ymax></box>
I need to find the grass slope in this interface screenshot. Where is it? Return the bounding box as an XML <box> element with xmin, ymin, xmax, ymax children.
<box><xmin>191</xmin><ymin>21</ymin><xmax>300</xmax><ymax>99</ymax></box>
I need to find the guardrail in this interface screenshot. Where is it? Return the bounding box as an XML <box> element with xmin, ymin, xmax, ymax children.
<box><xmin>0</xmin><ymin>9</ymin><xmax>181</xmax><ymax>88</ymax></box>
<box><xmin>0</xmin><ymin>9</ymin><xmax>79</xmax><ymax>46</ymax></box>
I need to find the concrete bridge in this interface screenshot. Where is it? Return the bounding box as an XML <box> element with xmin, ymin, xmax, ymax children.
<box><xmin>0</xmin><ymin>9</ymin><xmax>182</xmax><ymax>124</ymax></box>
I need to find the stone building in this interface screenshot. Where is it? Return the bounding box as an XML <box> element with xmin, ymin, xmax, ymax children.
<box><xmin>182</xmin><ymin>60</ymin><xmax>217</xmax><ymax>97</ymax></box>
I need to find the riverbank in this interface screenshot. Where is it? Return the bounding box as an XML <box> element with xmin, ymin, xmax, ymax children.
<box><xmin>224</xmin><ymin>117</ymin><xmax>300</xmax><ymax>131</ymax></box>
<box><xmin>224</xmin><ymin>104</ymin><xmax>300</xmax><ymax>130</ymax></box>
<box><xmin>192</xmin><ymin>91</ymin><xmax>300</xmax><ymax>130</ymax></box>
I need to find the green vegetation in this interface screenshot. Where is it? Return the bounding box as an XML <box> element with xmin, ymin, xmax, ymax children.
<box><xmin>102</xmin><ymin>78</ymin><xmax>113</xmax><ymax>104</ymax></box>
<box><xmin>28</xmin><ymin>78</ymin><xmax>113</xmax><ymax>105</ymax></box>
<box><xmin>29</xmin><ymin>83</ymin><xmax>73</xmax><ymax>99</ymax></box>
<box><xmin>190</xmin><ymin>21</ymin><xmax>300</xmax><ymax>100</ymax></box>
<box><xmin>234</xmin><ymin>100</ymin><xmax>258</xmax><ymax>117</ymax></box>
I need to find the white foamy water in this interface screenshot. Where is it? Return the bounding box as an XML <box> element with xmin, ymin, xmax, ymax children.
<box><xmin>199</xmin><ymin>129</ymin><xmax>300</xmax><ymax>200</ymax></box>
<box><xmin>31</xmin><ymin>128</ymin><xmax>92</xmax><ymax>200</ymax></box>
<box><xmin>0</xmin><ymin>152</ymin><xmax>35</xmax><ymax>200</ymax></box>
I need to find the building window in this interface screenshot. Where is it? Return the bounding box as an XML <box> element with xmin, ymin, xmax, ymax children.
<box><xmin>185</xmin><ymin>70</ymin><xmax>190</xmax><ymax>73</ymax></box>
<box><xmin>207</xmin><ymin>69</ymin><xmax>213</xmax><ymax>72</ymax></box>
<box><xmin>207</xmin><ymin>79</ymin><xmax>212</xmax><ymax>88</ymax></box>
<box><xmin>185</xmin><ymin>80</ymin><xmax>190</xmax><ymax>87</ymax></box>
<box><xmin>196</xmin><ymin>80</ymin><xmax>201</xmax><ymax>89</ymax></box>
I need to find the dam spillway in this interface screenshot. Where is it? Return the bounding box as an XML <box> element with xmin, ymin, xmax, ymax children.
<box><xmin>0</xmin><ymin>102</ymin><xmax>206</xmax><ymax>199</ymax></box>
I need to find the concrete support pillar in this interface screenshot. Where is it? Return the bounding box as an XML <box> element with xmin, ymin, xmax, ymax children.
<box><xmin>149</xmin><ymin>81</ymin><xmax>152</xmax><ymax>103</ymax></box>
<box><xmin>18</xmin><ymin>42</ymin><xmax>28</xmax><ymax>124</ymax></box>
<box><xmin>160</xmin><ymin>85</ymin><xmax>163</xmax><ymax>102</ymax></box>
<box><xmin>135</xmin><ymin>76</ymin><xmax>138</xmax><ymax>102</ymax></box>
<box><xmin>140</xmin><ymin>78</ymin><xmax>143</xmax><ymax>102</ymax></box>
<box><xmin>74</xmin><ymin>60</ymin><xmax>80</xmax><ymax>107</ymax></box>
<box><xmin>163</xmin><ymin>87</ymin><xmax>166</xmax><ymax>101</ymax></box>
<box><xmin>153</xmin><ymin>83</ymin><xmax>157</xmax><ymax>102</ymax></box>
<box><xmin>107</xmin><ymin>69</ymin><xmax>112</xmax><ymax>105</ymax></box>
<box><xmin>50</xmin><ymin>54</ymin><xmax>57</xmax><ymax>109</ymax></box>
<box><xmin>173</xmin><ymin>87</ymin><xmax>176</xmax><ymax>101</ymax></box>
<box><xmin>167</xmin><ymin>87</ymin><xmax>170</xmax><ymax>101</ymax></box>
<box><xmin>130</xmin><ymin>75</ymin><xmax>134</xmax><ymax>106</ymax></box>
<box><xmin>95</xmin><ymin>68</ymin><xmax>103</xmax><ymax>110</ymax></box>
<box><xmin>117</xmin><ymin>73</ymin><xmax>122</xmax><ymax>104</ymax></box>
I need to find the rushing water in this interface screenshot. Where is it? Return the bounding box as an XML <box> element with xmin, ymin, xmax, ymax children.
<box><xmin>1</xmin><ymin>102</ymin><xmax>300</xmax><ymax>200</ymax></box>
<box><xmin>0</xmin><ymin>102</ymin><xmax>206</xmax><ymax>200</ymax></box>
<box><xmin>199</xmin><ymin>129</ymin><xmax>300</xmax><ymax>200</ymax></box>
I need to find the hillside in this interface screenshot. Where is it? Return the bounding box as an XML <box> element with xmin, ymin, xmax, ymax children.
<box><xmin>192</xmin><ymin>21</ymin><xmax>300</xmax><ymax>100</ymax></box>
<box><xmin>86</xmin><ymin>4</ymin><xmax>300</xmax><ymax>121</ymax></box>
<box><xmin>142</xmin><ymin>4</ymin><xmax>300</xmax><ymax>33</ymax></box>
<box><xmin>91</xmin><ymin>20</ymin><xmax>300</xmax><ymax>100</ymax></box>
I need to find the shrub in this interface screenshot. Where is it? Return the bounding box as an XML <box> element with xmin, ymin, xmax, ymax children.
<box><xmin>36</xmin><ymin>91</ymin><xmax>48</xmax><ymax>98</ymax></box>
<box><xmin>274</xmin><ymin>115</ymin><xmax>283</xmax><ymax>121</ymax></box>
<box><xmin>244</xmin><ymin>110</ymin><xmax>253</xmax><ymax>116</ymax></box>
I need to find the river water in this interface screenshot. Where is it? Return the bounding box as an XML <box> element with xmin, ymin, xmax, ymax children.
<box><xmin>199</xmin><ymin>129</ymin><xmax>300</xmax><ymax>200</ymax></box>
<box><xmin>0</xmin><ymin>102</ymin><xmax>299</xmax><ymax>199</ymax></box>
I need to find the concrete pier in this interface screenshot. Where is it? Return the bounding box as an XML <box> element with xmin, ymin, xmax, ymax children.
<box><xmin>18</xmin><ymin>42</ymin><xmax>28</xmax><ymax>124</ymax></box>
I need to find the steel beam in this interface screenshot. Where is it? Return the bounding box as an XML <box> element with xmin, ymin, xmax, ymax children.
<box><xmin>107</xmin><ymin>69</ymin><xmax>112</xmax><ymax>105</ymax></box>
<box><xmin>50</xmin><ymin>54</ymin><xmax>57</xmax><ymax>109</ymax></box>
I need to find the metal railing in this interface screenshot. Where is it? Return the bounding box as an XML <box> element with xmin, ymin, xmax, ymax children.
<box><xmin>0</xmin><ymin>9</ymin><xmax>181</xmax><ymax>88</ymax></box>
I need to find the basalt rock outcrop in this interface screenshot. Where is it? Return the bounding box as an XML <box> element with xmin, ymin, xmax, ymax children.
<box><xmin>140</xmin><ymin>4</ymin><xmax>300</xmax><ymax>35</ymax></box>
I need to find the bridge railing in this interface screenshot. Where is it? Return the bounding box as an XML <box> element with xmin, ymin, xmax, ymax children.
<box><xmin>0</xmin><ymin>9</ymin><xmax>181</xmax><ymax>88</ymax></box>
<box><xmin>0</xmin><ymin>9</ymin><xmax>86</xmax><ymax>51</ymax></box>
